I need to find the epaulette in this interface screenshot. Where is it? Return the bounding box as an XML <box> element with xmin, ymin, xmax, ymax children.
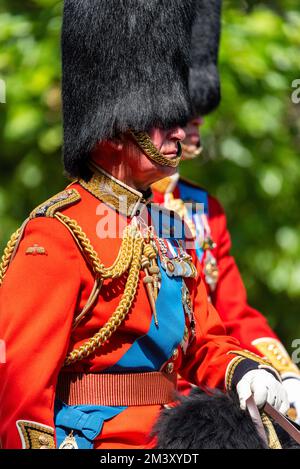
<box><xmin>29</xmin><ymin>188</ymin><xmax>81</xmax><ymax>219</ymax></box>
<box><xmin>0</xmin><ymin>188</ymin><xmax>82</xmax><ymax>286</ymax></box>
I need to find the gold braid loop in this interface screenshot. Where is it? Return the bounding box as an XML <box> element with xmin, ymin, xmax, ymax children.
<box><xmin>0</xmin><ymin>228</ymin><xmax>22</xmax><ymax>286</ymax></box>
<box><xmin>64</xmin><ymin>231</ymin><xmax>144</xmax><ymax>366</ymax></box>
<box><xmin>130</xmin><ymin>130</ymin><xmax>182</xmax><ymax>168</ymax></box>
<box><xmin>143</xmin><ymin>243</ymin><xmax>157</xmax><ymax>260</ymax></box>
<box><xmin>55</xmin><ymin>213</ymin><xmax>136</xmax><ymax>279</ymax></box>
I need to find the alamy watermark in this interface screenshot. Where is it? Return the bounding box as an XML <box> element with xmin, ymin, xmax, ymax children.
<box><xmin>0</xmin><ymin>79</ymin><xmax>6</xmax><ymax>104</ymax></box>
<box><xmin>94</xmin><ymin>199</ymin><xmax>205</xmax><ymax>251</ymax></box>
<box><xmin>291</xmin><ymin>339</ymin><xmax>300</xmax><ymax>365</ymax></box>
<box><xmin>291</xmin><ymin>79</ymin><xmax>300</xmax><ymax>104</ymax></box>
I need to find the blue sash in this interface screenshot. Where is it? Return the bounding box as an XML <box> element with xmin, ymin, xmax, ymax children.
<box><xmin>108</xmin><ymin>258</ymin><xmax>185</xmax><ymax>372</ymax></box>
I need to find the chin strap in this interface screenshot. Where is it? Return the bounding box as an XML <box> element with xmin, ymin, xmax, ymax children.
<box><xmin>130</xmin><ymin>130</ymin><xmax>182</xmax><ymax>168</ymax></box>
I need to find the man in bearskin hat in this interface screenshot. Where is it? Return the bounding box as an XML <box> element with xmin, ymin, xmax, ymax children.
<box><xmin>0</xmin><ymin>1</ymin><xmax>289</xmax><ymax>449</ymax></box>
<box><xmin>152</xmin><ymin>0</ymin><xmax>300</xmax><ymax>421</ymax></box>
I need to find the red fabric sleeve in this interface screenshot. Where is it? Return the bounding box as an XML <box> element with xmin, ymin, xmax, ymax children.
<box><xmin>0</xmin><ymin>217</ymin><xmax>81</xmax><ymax>448</ymax></box>
<box><xmin>208</xmin><ymin>196</ymin><xmax>278</xmax><ymax>352</ymax></box>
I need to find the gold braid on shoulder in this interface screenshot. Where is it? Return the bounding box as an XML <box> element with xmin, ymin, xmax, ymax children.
<box><xmin>54</xmin><ymin>212</ymin><xmax>147</xmax><ymax>366</ymax></box>
<box><xmin>0</xmin><ymin>227</ymin><xmax>22</xmax><ymax>286</ymax></box>
<box><xmin>64</xmin><ymin>233</ymin><xmax>144</xmax><ymax>366</ymax></box>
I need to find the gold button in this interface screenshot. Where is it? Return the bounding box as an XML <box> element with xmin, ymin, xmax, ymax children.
<box><xmin>172</xmin><ymin>349</ymin><xmax>179</xmax><ymax>361</ymax></box>
<box><xmin>38</xmin><ymin>435</ymin><xmax>49</xmax><ymax>446</ymax></box>
<box><xmin>166</xmin><ymin>362</ymin><xmax>174</xmax><ymax>374</ymax></box>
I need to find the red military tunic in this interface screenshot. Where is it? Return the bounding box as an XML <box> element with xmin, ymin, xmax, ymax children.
<box><xmin>152</xmin><ymin>175</ymin><xmax>300</xmax><ymax>380</ymax></box>
<box><xmin>0</xmin><ymin>169</ymin><xmax>263</xmax><ymax>449</ymax></box>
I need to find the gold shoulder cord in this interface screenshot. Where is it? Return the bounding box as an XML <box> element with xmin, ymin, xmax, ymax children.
<box><xmin>0</xmin><ymin>209</ymin><xmax>149</xmax><ymax>366</ymax></box>
<box><xmin>0</xmin><ymin>227</ymin><xmax>22</xmax><ymax>286</ymax></box>
<box><xmin>54</xmin><ymin>212</ymin><xmax>147</xmax><ymax>366</ymax></box>
<box><xmin>55</xmin><ymin>213</ymin><xmax>137</xmax><ymax>279</ymax></box>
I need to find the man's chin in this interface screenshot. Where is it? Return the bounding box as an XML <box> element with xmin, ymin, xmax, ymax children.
<box><xmin>151</xmin><ymin>165</ymin><xmax>177</xmax><ymax>183</ymax></box>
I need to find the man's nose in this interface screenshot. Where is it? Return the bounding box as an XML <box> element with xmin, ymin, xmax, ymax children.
<box><xmin>167</xmin><ymin>126</ymin><xmax>186</xmax><ymax>142</ymax></box>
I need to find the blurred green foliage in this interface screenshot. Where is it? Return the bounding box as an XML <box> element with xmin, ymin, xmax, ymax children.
<box><xmin>0</xmin><ymin>1</ymin><xmax>300</xmax><ymax>349</ymax></box>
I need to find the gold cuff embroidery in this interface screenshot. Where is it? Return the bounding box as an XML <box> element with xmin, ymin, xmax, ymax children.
<box><xmin>16</xmin><ymin>420</ymin><xmax>55</xmax><ymax>449</ymax></box>
<box><xmin>225</xmin><ymin>356</ymin><xmax>244</xmax><ymax>390</ymax></box>
<box><xmin>228</xmin><ymin>350</ymin><xmax>272</xmax><ymax>367</ymax></box>
<box><xmin>252</xmin><ymin>338</ymin><xmax>300</xmax><ymax>377</ymax></box>
<box><xmin>225</xmin><ymin>349</ymin><xmax>274</xmax><ymax>390</ymax></box>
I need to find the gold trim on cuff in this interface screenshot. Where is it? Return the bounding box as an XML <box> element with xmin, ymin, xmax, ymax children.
<box><xmin>228</xmin><ymin>350</ymin><xmax>272</xmax><ymax>367</ymax></box>
<box><xmin>225</xmin><ymin>349</ymin><xmax>274</xmax><ymax>390</ymax></box>
<box><xmin>225</xmin><ymin>356</ymin><xmax>244</xmax><ymax>390</ymax></box>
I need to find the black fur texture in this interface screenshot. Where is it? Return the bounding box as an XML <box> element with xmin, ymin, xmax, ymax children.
<box><xmin>62</xmin><ymin>0</ymin><xmax>197</xmax><ymax>177</ymax></box>
<box><xmin>189</xmin><ymin>0</ymin><xmax>222</xmax><ymax>117</ymax></box>
<box><xmin>154</xmin><ymin>388</ymin><xmax>300</xmax><ymax>449</ymax></box>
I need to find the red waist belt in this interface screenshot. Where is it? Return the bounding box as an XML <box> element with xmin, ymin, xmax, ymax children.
<box><xmin>56</xmin><ymin>371</ymin><xmax>177</xmax><ymax>407</ymax></box>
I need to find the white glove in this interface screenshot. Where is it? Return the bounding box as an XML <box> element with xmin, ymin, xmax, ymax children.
<box><xmin>236</xmin><ymin>369</ymin><xmax>289</xmax><ymax>414</ymax></box>
<box><xmin>282</xmin><ymin>377</ymin><xmax>300</xmax><ymax>424</ymax></box>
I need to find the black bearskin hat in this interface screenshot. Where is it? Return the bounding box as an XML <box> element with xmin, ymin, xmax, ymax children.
<box><xmin>62</xmin><ymin>0</ymin><xmax>198</xmax><ymax>177</ymax></box>
<box><xmin>189</xmin><ymin>0</ymin><xmax>222</xmax><ymax>117</ymax></box>
<box><xmin>154</xmin><ymin>388</ymin><xmax>300</xmax><ymax>449</ymax></box>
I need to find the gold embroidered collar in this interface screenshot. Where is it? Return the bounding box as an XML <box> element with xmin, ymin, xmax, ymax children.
<box><xmin>79</xmin><ymin>163</ymin><xmax>152</xmax><ymax>217</ymax></box>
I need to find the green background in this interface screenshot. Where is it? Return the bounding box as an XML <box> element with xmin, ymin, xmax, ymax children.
<box><xmin>0</xmin><ymin>1</ymin><xmax>299</xmax><ymax>353</ymax></box>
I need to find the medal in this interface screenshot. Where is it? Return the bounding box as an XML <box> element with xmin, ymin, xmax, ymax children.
<box><xmin>59</xmin><ymin>431</ymin><xmax>79</xmax><ymax>449</ymax></box>
<box><xmin>204</xmin><ymin>251</ymin><xmax>219</xmax><ymax>291</ymax></box>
